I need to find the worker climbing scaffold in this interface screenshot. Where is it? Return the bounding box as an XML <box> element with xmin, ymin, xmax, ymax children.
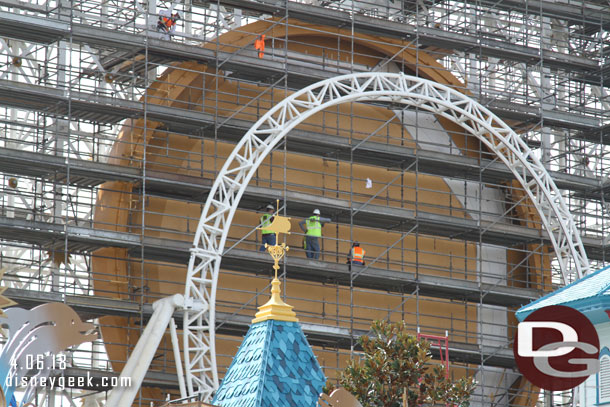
<box><xmin>254</xmin><ymin>34</ymin><xmax>265</xmax><ymax>58</ymax></box>
<box><xmin>346</xmin><ymin>241</ymin><xmax>365</xmax><ymax>270</ymax></box>
<box><xmin>156</xmin><ymin>10</ymin><xmax>180</xmax><ymax>40</ymax></box>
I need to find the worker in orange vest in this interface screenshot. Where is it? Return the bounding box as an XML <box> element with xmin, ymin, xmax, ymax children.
<box><xmin>347</xmin><ymin>242</ymin><xmax>365</xmax><ymax>269</ymax></box>
<box><xmin>157</xmin><ymin>11</ymin><xmax>180</xmax><ymax>40</ymax></box>
<box><xmin>254</xmin><ymin>34</ymin><xmax>265</xmax><ymax>58</ymax></box>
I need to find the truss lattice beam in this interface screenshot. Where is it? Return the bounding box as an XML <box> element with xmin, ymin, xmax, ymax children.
<box><xmin>187</xmin><ymin>72</ymin><xmax>590</xmax><ymax>400</ymax></box>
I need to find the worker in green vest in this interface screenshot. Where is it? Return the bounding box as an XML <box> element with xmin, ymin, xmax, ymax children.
<box><xmin>299</xmin><ymin>209</ymin><xmax>331</xmax><ymax>259</ymax></box>
<box><xmin>259</xmin><ymin>204</ymin><xmax>276</xmax><ymax>251</ymax></box>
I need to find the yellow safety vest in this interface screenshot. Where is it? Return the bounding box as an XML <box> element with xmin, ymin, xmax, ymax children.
<box><xmin>260</xmin><ymin>214</ymin><xmax>273</xmax><ymax>235</ymax></box>
<box><xmin>306</xmin><ymin>216</ymin><xmax>322</xmax><ymax>237</ymax></box>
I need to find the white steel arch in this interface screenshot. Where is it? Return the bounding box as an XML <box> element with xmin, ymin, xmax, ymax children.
<box><xmin>184</xmin><ymin>72</ymin><xmax>590</xmax><ymax>399</ymax></box>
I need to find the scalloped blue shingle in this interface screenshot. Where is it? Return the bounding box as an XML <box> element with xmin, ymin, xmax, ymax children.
<box><xmin>212</xmin><ymin>320</ymin><xmax>325</xmax><ymax>407</ymax></box>
<box><xmin>516</xmin><ymin>264</ymin><xmax>610</xmax><ymax>321</ymax></box>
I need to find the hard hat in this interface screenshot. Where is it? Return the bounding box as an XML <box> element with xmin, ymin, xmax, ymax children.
<box><xmin>172</xmin><ymin>12</ymin><xmax>181</xmax><ymax>19</ymax></box>
<box><xmin>313</xmin><ymin>209</ymin><xmax>320</xmax><ymax>215</ymax></box>
<box><xmin>353</xmin><ymin>241</ymin><xmax>360</xmax><ymax>247</ymax></box>
<box><xmin>266</xmin><ymin>204</ymin><xmax>274</xmax><ymax>210</ymax></box>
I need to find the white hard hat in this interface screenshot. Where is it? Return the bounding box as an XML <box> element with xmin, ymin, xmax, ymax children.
<box><xmin>266</xmin><ymin>204</ymin><xmax>274</xmax><ymax>210</ymax></box>
<box><xmin>313</xmin><ymin>209</ymin><xmax>320</xmax><ymax>215</ymax></box>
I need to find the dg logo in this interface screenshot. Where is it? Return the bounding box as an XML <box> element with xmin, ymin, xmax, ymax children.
<box><xmin>514</xmin><ymin>305</ymin><xmax>600</xmax><ymax>391</ymax></box>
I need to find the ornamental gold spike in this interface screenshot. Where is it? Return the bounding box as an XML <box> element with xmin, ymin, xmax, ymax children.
<box><xmin>263</xmin><ymin>212</ymin><xmax>291</xmax><ymax>237</ymax></box>
<box><xmin>257</xmin><ymin>200</ymin><xmax>291</xmax><ymax>279</ymax></box>
<box><xmin>253</xmin><ymin>200</ymin><xmax>297</xmax><ymax>323</ymax></box>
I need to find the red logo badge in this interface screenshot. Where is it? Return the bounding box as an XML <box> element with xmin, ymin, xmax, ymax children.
<box><xmin>514</xmin><ymin>305</ymin><xmax>599</xmax><ymax>391</ymax></box>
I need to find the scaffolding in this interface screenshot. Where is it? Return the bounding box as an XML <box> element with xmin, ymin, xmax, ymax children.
<box><xmin>0</xmin><ymin>0</ymin><xmax>609</xmax><ymax>405</ymax></box>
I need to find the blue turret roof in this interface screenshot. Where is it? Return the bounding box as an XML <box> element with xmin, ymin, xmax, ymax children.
<box><xmin>212</xmin><ymin>319</ymin><xmax>326</xmax><ymax>407</ymax></box>
<box><xmin>516</xmin><ymin>265</ymin><xmax>610</xmax><ymax>323</ymax></box>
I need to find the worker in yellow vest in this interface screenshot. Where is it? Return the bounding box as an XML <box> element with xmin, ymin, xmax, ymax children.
<box><xmin>299</xmin><ymin>209</ymin><xmax>331</xmax><ymax>259</ymax></box>
<box><xmin>347</xmin><ymin>242</ymin><xmax>365</xmax><ymax>269</ymax></box>
<box><xmin>259</xmin><ymin>204</ymin><xmax>276</xmax><ymax>251</ymax></box>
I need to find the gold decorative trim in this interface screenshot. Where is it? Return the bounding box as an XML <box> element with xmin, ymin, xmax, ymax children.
<box><xmin>252</xmin><ymin>277</ymin><xmax>297</xmax><ymax>323</ymax></box>
<box><xmin>252</xmin><ymin>200</ymin><xmax>298</xmax><ymax>323</ymax></box>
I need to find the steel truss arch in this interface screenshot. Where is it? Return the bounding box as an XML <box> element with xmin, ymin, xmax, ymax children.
<box><xmin>184</xmin><ymin>72</ymin><xmax>589</xmax><ymax>399</ymax></box>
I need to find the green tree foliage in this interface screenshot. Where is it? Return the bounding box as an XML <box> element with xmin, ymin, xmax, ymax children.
<box><xmin>336</xmin><ymin>320</ymin><xmax>476</xmax><ymax>407</ymax></box>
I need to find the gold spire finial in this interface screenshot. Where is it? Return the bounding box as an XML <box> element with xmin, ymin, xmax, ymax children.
<box><xmin>253</xmin><ymin>200</ymin><xmax>297</xmax><ymax>323</ymax></box>
<box><xmin>252</xmin><ymin>276</ymin><xmax>297</xmax><ymax>323</ymax></box>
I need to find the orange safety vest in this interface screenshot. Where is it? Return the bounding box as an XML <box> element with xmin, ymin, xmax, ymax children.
<box><xmin>351</xmin><ymin>247</ymin><xmax>365</xmax><ymax>263</ymax></box>
<box><xmin>254</xmin><ymin>34</ymin><xmax>265</xmax><ymax>59</ymax></box>
<box><xmin>162</xmin><ymin>17</ymin><xmax>176</xmax><ymax>29</ymax></box>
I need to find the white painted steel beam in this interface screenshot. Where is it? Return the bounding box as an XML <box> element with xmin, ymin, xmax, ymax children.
<box><xmin>186</xmin><ymin>72</ymin><xmax>590</xmax><ymax>400</ymax></box>
<box><xmin>106</xmin><ymin>294</ymin><xmax>184</xmax><ymax>407</ymax></box>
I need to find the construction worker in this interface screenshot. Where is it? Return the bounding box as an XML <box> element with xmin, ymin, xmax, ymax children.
<box><xmin>347</xmin><ymin>241</ymin><xmax>365</xmax><ymax>269</ymax></box>
<box><xmin>157</xmin><ymin>10</ymin><xmax>180</xmax><ymax>40</ymax></box>
<box><xmin>299</xmin><ymin>209</ymin><xmax>331</xmax><ymax>260</ymax></box>
<box><xmin>259</xmin><ymin>204</ymin><xmax>276</xmax><ymax>251</ymax></box>
<box><xmin>254</xmin><ymin>34</ymin><xmax>265</xmax><ymax>58</ymax></box>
